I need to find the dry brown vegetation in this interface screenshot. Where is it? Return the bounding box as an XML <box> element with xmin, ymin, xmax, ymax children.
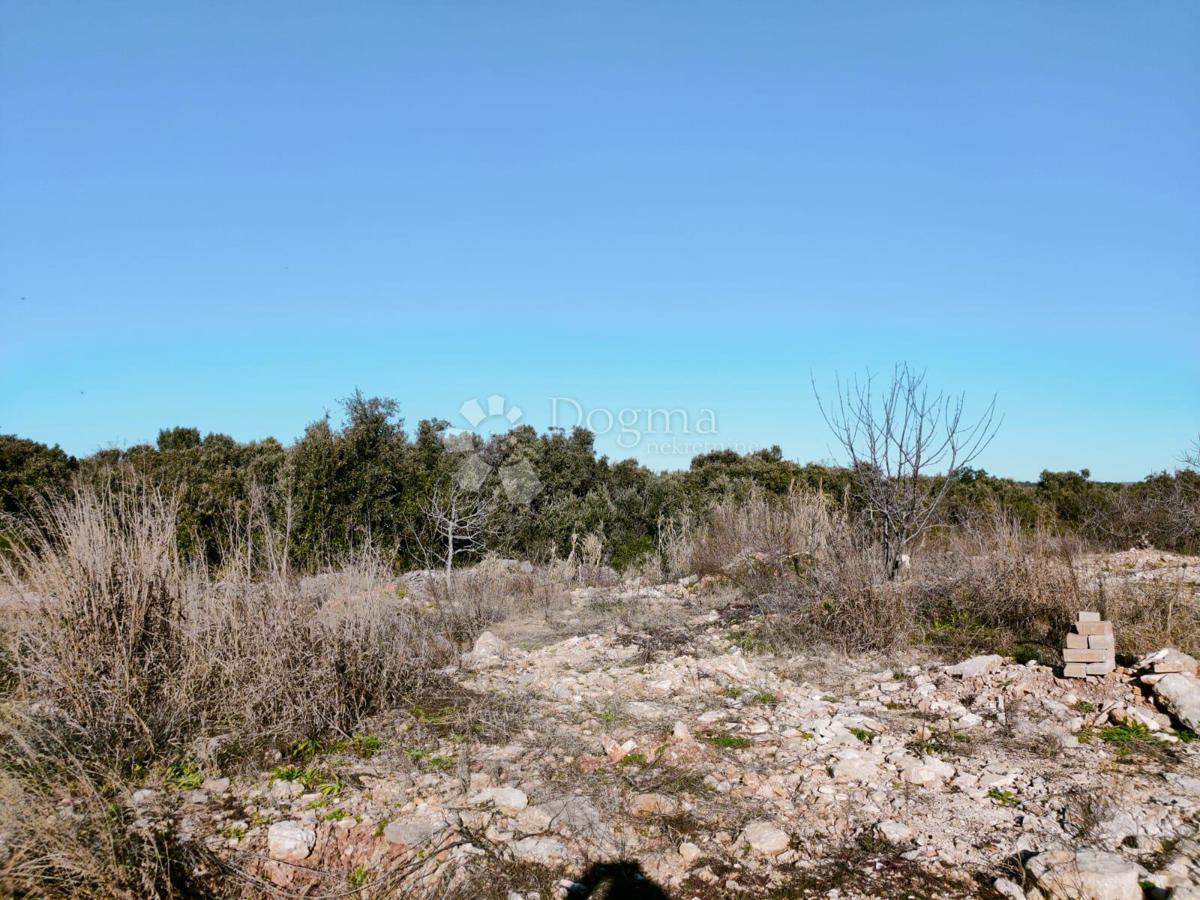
<box><xmin>675</xmin><ymin>487</ymin><xmax>1199</xmax><ymax>658</ymax></box>
<box><xmin>0</xmin><ymin>482</ymin><xmax>1196</xmax><ymax>897</ymax></box>
<box><xmin>0</xmin><ymin>484</ymin><xmax>567</xmax><ymax>897</ymax></box>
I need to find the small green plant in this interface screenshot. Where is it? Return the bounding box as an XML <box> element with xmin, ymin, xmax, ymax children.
<box><xmin>351</xmin><ymin>734</ymin><xmax>383</xmax><ymax>758</ymax></box>
<box><xmin>750</xmin><ymin>692</ymin><xmax>778</xmax><ymax>705</ymax></box>
<box><xmin>620</xmin><ymin>752</ymin><xmax>648</xmax><ymax>766</ymax></box>
<box><xmin>164</xmin><ymin>758</ymin><xmax>204</xmax><ymax>791</ymax></box>
<box><xmin>728</xmin><ymin>631</ymin><xmax>760</xmax><ymax>652</ymax></box>
<box><xmin>1176</xmin><ymin>728</ymin><xmax>1196</xmax><ymax>744</ymax></box>
<box><xmin>721</xmin><ymin>687</ymin><xmax>743</xmax><ymax>699</ymax></box>
<box><xmin>987</xmin><ymin>787</ymin><xmax>1018</xmax><ymax>807</ymax></box>
<box><xmin>708</xmin><ymin>734</ymin><xmax>752</xmax><ymax>750</ymax></box>
<box><xmin>292</xmin><ymin>737</ymin><xmax>324</xmax><ymax>760</ymax></box>
<box><xmin>349</xmin><ymin>865</ymin><xmax>369</xmax><ymax>888</ymax></box>
<box><xmin>322</xmin><ymin>808</ymin><xmax>350</xmax><ymax>821</ymax></box>
<box><xmin>270</xmin><ymin>764</ymin><xmax>304</xmax><ymax>783</ymax></box>
<box><xmin>221</xmin><ymin>824</ymin><xmax>247</xmax><ymax>840</ymax></box>
<box><xmin>373</xmin><ymin>819</ymin><xmax>389</xmax><ymax>838</ymax></box>
<box><xmin>1071</xmin><ymin>700</ymin><xmax>1096</xmax><ymax>714</ymax></box>
<box><xmin>910</xmin><ymin>738</ymin><xmax>944</xmax><ymax>756</ymax></box>
<box><xmin>847</xmin><ymin>727</ymin><xmax>875</xmax><ymax>743</ymax></box>
<box><xmin>1100</xmin><ymin>721</ymin><xmax>1152</xmax><ymax>745</ymax></box>
<box><xmin>318</xmin><ymin>774</ymin><xmax>345</xmax><ymax>797</ymax></box>
<box><xmin>405</xmin><ymin>748</ymin><xmax>453</xmax><ymax>770</ymax></box>
<box><xmin>822</xmin><ymin>695</ymin><xmax>837</xmax><ymax>703</ymax></box>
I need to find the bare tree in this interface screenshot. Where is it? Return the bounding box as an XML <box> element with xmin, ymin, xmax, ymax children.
<box><xmin>814</xmin><ymin>364</ymin><xmax>1000</xmax><ymax>577</ymax></box>
<box><xmin>419</xmin><ymin>484</ymin><xmax>493</xmax><ymax>578</ymax></box>
<box><xmin>1184</xmin><ymin>434</ymin><xmax>1200</xmax><ymax>471</ymax></box>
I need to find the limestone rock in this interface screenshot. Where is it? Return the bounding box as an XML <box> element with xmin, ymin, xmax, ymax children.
<box><xmin>1026</xmin><ymin>849</ymin><xmax>1142</xmax><ymax>900</ymax></box>
<box><xmin>630</xmin><ymin>793</ymin><xmax>678</xmax><ymax>817</ymax></box>
<box><xmin>739</xmin><ymin>820</ymin><xmax>790</xmax><ymax>856</ymax></box>
<box><xmin>511</xmin><ymin>836</ymin><xmax>569</xmax><ymax>864</ymax></box>
<box><xmin>679</xmin><ymin>841</ymin><xmax>702</xmax><ymax>863</ymax></box>
<box><xmin>267</xmin><ymin>821</ymin><xmax>315</xmax><ymax>862</ymax></box>
<box><xmin>383</xmin><ymin>815</ymin><xmax>447</xmax><ymax>847</ymax></box>
<box><xmin>471</xmin><ymin>787</ymin><xmax>528</xmax><ymax>815</ymax></box>
<box><xmin>945</xmin><ymin>655</ymin><xmax>1003</xmax><ymax>678</ymax></box>
<box><xmin>875</xmin><ymin>820</ymin><xmax>914</xmax><ymax>843</ymax></box>
<box><xmin>1153</xmin><ymin>673</ymin><xmax>1200</xmax><ymax>732</ymax></box>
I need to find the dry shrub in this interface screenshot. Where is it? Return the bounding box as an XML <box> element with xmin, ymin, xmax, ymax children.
<box><xmin>655</xmin><ymin>514</ymin><xmax>696</xmax><ymax>581</ymax></box>
<box><xmin>0</xmin><ymin>711</ymin><xmax>217</xmax><ymax>899</ymax></box>
<box><xmin>1098</xmin><ymin>578</ymin><xmax>1200</xmax><ymax>657</ymax></box>
<box><xmin>907</xmin><ymin>518</ymin><xmax>1083</xmax><ymax>653</ymax></box>
<box><xmin>421</xmin><ymin>554</ymin><xmax>572</xmax><ymax>634</ymax></box>
<box><xmin>689</xmin><ymin>487</ymin><xmax>844</xmax><ymax>583</ymax></box>
<box><xmin>0</xmin><ymin>483</ymin><xmax>479</xmax><ymax>768</ymax></box>
<box><xmin>910</xmin><ymin>518</ymin><xmax>1200</xmax><ymax>657</ymax></box>
<box><xmin>0</xmin><ymin>484</ymin><xmax>528</xmax><ymax>896</ymax></box>
<box><xmin>689</xmin><ymin>495</ymin><xmax>1200</xmax><ymax>656</ymax></box>
<box><xmin>688</xmin><ymin>489</ymin><xmax>909</xmax><ymax>651</ymax></box>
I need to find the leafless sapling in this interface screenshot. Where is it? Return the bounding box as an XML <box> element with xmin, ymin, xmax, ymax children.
<box><xmin>814</xmin><ymin>363</ymin><xmax>1000</xmax><ymax>577</ymax></box>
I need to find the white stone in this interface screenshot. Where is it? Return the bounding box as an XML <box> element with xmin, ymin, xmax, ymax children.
<box><xmin>630</xmin><ymin>793</ymin><xmax>678</xmax><ymax>817</ymax></box>
<box><xmin>471</xmin><ymin>787</ymin><xmax>528</xmax><ymax>815</ymax></box>
<box><xmin>1153</xmin><ymin>673</ymin><xmax>1200</xmax><ymax>732</ymax></box>
<box><xmin>1026</xmin><ymin>849</ymin><xmax>1142</xmax><ymax>900</ymax></box>
<box><xmin>945</xmin><ymin>655</ymin><xmax>1003</xmax><ymax>678</ymax></box>
<box><xmin>830</xmin><ymin>750</ymin><xmax>880</xmax><ymax>783</ymax></box>
<box><xmin>511</xmin><ymin>836</ymin><xmax>569</xmax><ymax>864</ymax></box>
<box><xmin>679</xmin><ymin>841</ymin><xmax>702</xmax><ymax>863</ymax></box>
<box><xmin>875</xmin><ymin>820</ymin><xmax>913</xmax><ymax>843</ymax></box>
<box><xmin>267</xmin><ymin>820</ymin><xmax>315</xmax><ymax>862</ymax></box>
<box><xmin>383</xmin><ymin>816</ymin><xmax>445</xmax><ymax>847</ymax></box>
<box><xmin>739</xmin><ymin>820</ymin><xmax>790</xmax><ymax>856</ymax></box>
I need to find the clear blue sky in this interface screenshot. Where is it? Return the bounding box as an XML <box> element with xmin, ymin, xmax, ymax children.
<box><xmin>2</xmin><ymin>2</ymin><xmax>1197</xmax><ymax>480</ymax></box>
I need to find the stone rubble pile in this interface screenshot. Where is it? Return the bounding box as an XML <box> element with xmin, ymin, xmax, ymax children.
<box><xmin>125</xmin><ymin>580</ymin><xmax>1200</xmax><ymax>898</ymax></box>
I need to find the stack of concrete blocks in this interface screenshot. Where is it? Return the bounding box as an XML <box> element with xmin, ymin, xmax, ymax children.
<box><xmin>1063</xmin><ymin>611</ymin><xmax>1115</xmax><ymax>678</ymax></box>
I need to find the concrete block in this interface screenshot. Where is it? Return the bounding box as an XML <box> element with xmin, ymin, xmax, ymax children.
<box><xmin>1064</xmin><ymin>648</ymin><xmax>1110</xmax><ymax>663</ymax></box>
<box><xmin>1063</xmin><ymin>663</ymin><xmax>1088</xmax><ymax>678</ymax></box>
<box><xmin>1087</xmin><ymin>634</ymin><xmax>1115</xmax><ymax>650</ymax></box>
<box><xmin>1066</xmin><ymin>633</ymin><xmax>1089</xmax><ymax>649</ymax></box>
<box><xmin>1077</xmin><ymin>611</ymin><xmax>1102</xmax><ymax>622</ymax></box>
<box><xmin>1075</xmin><ymin>621</ymin><xmax>1113</xmax><ymax>638</ymax></box>
<box><xmin>1085</xmin><ymin>661</ymin><xmax>1115</xmax><ymax>675</ymax></box>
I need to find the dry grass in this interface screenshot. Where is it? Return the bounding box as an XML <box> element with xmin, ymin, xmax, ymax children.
<box><xmin>0</xmin><ymin>485</ymin><xmax>470</xmax><ymax>767</ymax></box>
<box><xmin>0</xmin><ymin>710</ymin><xmax>220</xmax><ymax>898</ymax></box>
<box><xmin>685</xmin><ymin>493</ymin><xmax>1199</xmax><ymax>656</ymax></box>
<box><xmin>0</xmin><ymin>483</ymin><xmax>526</xmax><ymax>897</ymax></box>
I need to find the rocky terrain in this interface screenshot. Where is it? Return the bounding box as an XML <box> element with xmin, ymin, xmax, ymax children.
<box><xmin>140</xmin><ymin>578</ymin><xmax>1199</xmax><ymax>899</ymax></box>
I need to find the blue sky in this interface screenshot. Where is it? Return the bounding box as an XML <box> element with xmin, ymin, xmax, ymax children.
<box><xmin>1</xmin><ymin>1</ymin><xmax>1197</xmax><ymax>480</ymax></box>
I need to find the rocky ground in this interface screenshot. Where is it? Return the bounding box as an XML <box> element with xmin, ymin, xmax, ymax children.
<box><xmin>150</xmin><ymin>579</ymin><xmax>1200</xmax><ymax>899</ymax></box>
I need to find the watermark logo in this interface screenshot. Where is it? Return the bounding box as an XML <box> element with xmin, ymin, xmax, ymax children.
<box><xmin>549</xmin><ymin>398</ymin><xmax>718</xmax><ymax>450</ymax></box>
<box><xmin>459</xmin><ymin>394</ymin><xmax>523</xmax><ymax>429</ymax></box>
<box><xmin>450</xmin><ymin>394</ymin><xmax>541</xmax><ymax>504</ymax></box>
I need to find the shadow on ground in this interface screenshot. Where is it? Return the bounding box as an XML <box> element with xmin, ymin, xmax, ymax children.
<box><xmin>565</xmin><ymin>861</ymin><xmax>670</xmax><ymax>899</ymax></box>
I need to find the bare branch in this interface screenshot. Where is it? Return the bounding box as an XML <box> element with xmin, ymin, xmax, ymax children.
<box><xmin>813</xmin><ymin>363</ymin><xmax>1002</xmax><ymax>577</ymax></box>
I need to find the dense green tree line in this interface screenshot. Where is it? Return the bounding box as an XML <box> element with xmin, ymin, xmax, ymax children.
<box><xmin>1</xmin><ymin>395</ymin><xmax>1196</xmax><ymax>568</ymax></box>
